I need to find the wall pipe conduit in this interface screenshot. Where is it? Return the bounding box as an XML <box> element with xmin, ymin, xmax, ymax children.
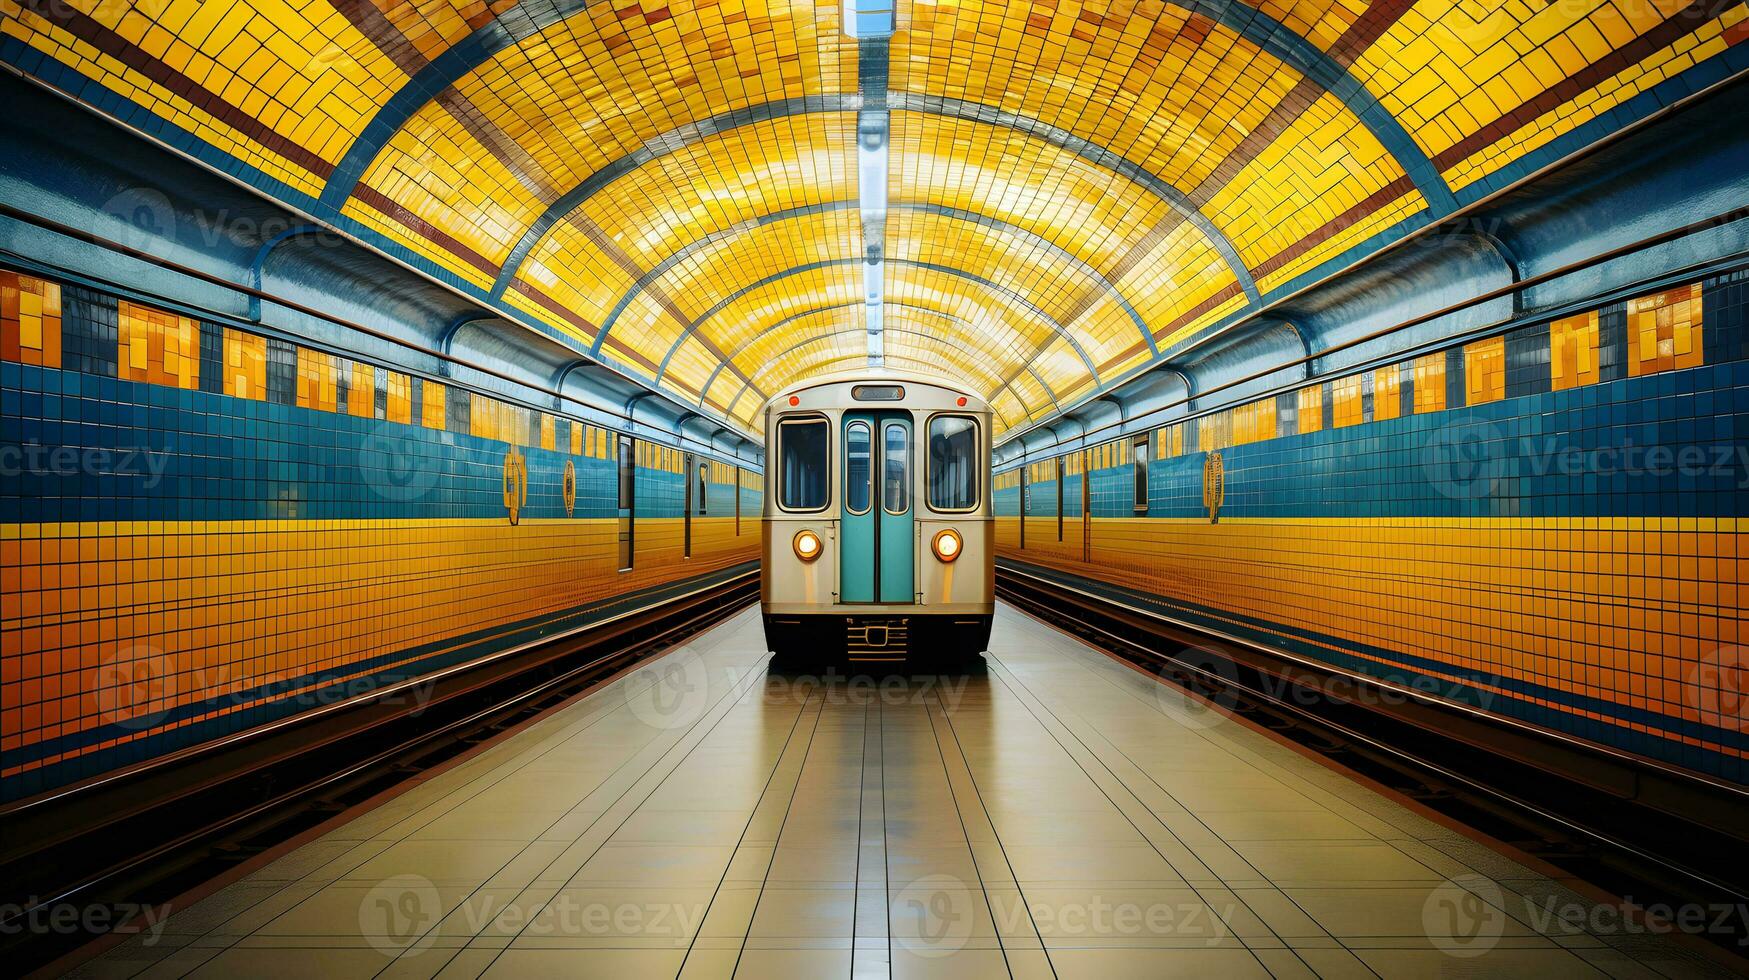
<box><xmin>998</xmin><ymin>204</ymin><xmax>1749</xmax><ymax>462</ymax></box>
<box><xmin>0</xmin><ymin>202</ymin><xmax>761</xmax><ymax>465</ymax></box>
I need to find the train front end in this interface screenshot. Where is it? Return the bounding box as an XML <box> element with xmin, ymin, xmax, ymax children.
<box><xmin>761</xmin><ymin>374</ymin><xmax>994</xmax><ymax>668</ymax></box>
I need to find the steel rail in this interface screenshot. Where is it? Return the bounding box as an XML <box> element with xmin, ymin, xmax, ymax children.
<box><xmin>995</xmin><ymin>564</ymin><xmax>1749</xmax><ymax>967</ymax></box>
<box><xmin>0</xmin><ymin>570</ymin><xmax>760</xmax><ymax>974</ymax></box>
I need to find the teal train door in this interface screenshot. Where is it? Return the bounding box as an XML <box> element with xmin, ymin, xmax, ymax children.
<box><xmin>840</xmin><ymin>413</ymin><xmax>914</xmax><ymax>604</ymax></box>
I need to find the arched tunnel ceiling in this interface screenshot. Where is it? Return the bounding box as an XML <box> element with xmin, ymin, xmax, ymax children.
<box><xmin>5</xmin><ymin>0</ymin><xmax>1745</xmax><ymax>436</ymax></box>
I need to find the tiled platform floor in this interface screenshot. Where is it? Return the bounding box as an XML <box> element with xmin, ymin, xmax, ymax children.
<box><xmin>74</xmin><ymin>605</ymin><xmax>1736</xmax><ymax>979</ymax></box>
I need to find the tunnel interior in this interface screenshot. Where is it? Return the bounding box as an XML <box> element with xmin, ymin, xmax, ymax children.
<box><xmin>1</xmin><ymin>0</ymin><xmax>1748</xmax><ymax>976</ymax></box>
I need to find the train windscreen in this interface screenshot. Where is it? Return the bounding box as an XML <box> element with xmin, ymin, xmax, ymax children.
<box><xmin>927</xmin><ymin>415</ymin><xmax>980</xmax><ymax>511</ymax></box>
<box><xmin>777</xmin><ymin>417</ymin><xmax>829</xmax><ymax>511</ymax></box>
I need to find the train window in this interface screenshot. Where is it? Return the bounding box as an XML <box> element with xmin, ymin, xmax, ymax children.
<box><xmin>926</xmin><ymin>415</ymin><xmax>980</xmax><ymax>512</ymax></box>
<box><xmin>777</xmin><ymin>417</ymin><xmax>829</xmax><ymax>511</ymax></box>
<box><xmin>1133</xmin><ymin>435</ymin><xmax>1149</xmax><ymax>513</ymax></box>
<box><xmin>845</xmin><ymin>421</ymin><xmax>872</xmax><ymax>514</ymax></box>
<box><xmin>882</xmin><ymin>422</ymin><xmax>910</xmax><ymax>514</ymax></box>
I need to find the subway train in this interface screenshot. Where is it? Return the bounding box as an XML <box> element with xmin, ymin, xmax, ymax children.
<box><xmin>761</xmin><ymin>373</ymin><xmax>995</xmax><ymax>668</ymax></box>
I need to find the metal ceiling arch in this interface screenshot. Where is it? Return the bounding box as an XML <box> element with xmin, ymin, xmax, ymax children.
<box><xmin>739</xmin><ymin>323</ymin><xmax>1042</xmax><ymax>426</ymax></box>
<box><xmin>325</xmin><ymin>0</ymin><xmax>1456</xmax><ymax>274</ymax></box>
<box><xmin>702</xmin><ymin>299</ymin><xmax>1054</xmax><ymax>421</ymax></box>
<box><xmin>488</xmin><ymin>92</ymin><xmax>1259</xmax><ymax>307</ymax></box>
<box><xmin>591</xmin><ymin>199</ymin><xmax>1159</xmax><ymax>358</ymax></box>
<box><xmin>637</xmin><ymin>257</ymin><xmax>1102</xmax><ymax>386</ymax></box>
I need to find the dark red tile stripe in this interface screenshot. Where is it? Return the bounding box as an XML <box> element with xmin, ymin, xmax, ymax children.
<box><xmin>1097</xmin><ymin>279</ymin><xmax>1244</xmax><ymax>371</ymax></box>
<box><xmin>1327</xmin><ymin>0</ymin><xmax>1421</xmax><ymax>66</ymax></box>
<box><xmin>1154</xmin><ymin>280</ymin><xmax>1244</xmax><ymax>344</ymax></box>
<box><xmin>1189</xmin><ymin>0</ymin><xmax>1416</xmax><ymax>208</ymax></box>
<box><xmin>573</xmin><ymin>221</ymin><xmax>762</xmax><ymax>393</ymax></box>
<box><xmin>325</xmin><ymin>0</ymin><xmax>426</xmax><ymax>75</ymax></box>
<box><xmin>1431</xmin><ymin>0</ymin><xmax>1724</xmax><ymax>171</ymax></box>
<box><xmin>510</xmin><ymin>280</ymin><xmax>685</xmax><ymax>383</ymax></box>
<box><xmin>18</xmin><ymin>0</ymin><xmax>334</xmax><ymax>178</ymax></box>
<box><xmin>510</xmin><ymin>278</ymin><xmax>607</xmax><ymax>344</ymax></box>
<box><xmin>1064</xmin><ymin>0</ymin><xmax>1420</xmax><ymax>328</ymax></box>
<box><xmin>349</xmin><ymin>184</ymin><xmax>500</xmax><ymax>277</ymax></box>
<box><xmin>323</xmin><ymin>0</ymin><xmax>560</xmax><ymax>200</ymax></box>
<box><xmin>1251</xmin><ymin>175</ymin><xmax>1416</xmax><ymax>280</ymax></box>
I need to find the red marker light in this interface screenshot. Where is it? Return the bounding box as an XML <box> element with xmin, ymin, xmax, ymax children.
<box><xmin>956</xmin><ymin>396</ymin><xmax>967</xmax><ymax>407</ymax></box>
<box><xmin>788</xmin><ymin>395</ymin><xmax>799</xmax><ymax>406</ymax></box>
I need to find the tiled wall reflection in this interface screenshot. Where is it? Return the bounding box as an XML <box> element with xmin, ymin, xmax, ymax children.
<box><xmin>0</xmin><ymin>270</ymin><xmax>761</xmax><ymax>802</ymax></box>
<box><xmin>998</xmin><ymin>270</ymin><xmax>1748</xmax><ymax>784</ymax></box>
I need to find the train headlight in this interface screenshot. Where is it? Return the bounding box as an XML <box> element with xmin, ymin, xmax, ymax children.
<box><xmin>792</xmin><ymin>529</ymin><xmax>823</xmax><ymax>562</ymax></box>
<box><xmin>931</xmin><ymin>528</ymin><xmax>963</xmax><ymax>563</ymax></box>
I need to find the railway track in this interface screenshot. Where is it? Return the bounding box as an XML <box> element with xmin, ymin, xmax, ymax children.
<box><xmin>996</xmin><ymin>560</ymin><xmax>1749</xmax><ymax>966</ymax></box>
<box><xmin>0</xmin><ymin>570</ymin><xmax>759</xmax><ymax>976</ymax></box>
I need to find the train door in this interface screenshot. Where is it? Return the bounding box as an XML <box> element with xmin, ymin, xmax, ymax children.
<box><xmin>682</xmin><ymin>453</ymin><xmax>695</xmax><ymax>558</ymax></box>
<box><xmin>840</xmin><ymin>412</ymin><xmax>914</xmax><ymax>603</ymax></box>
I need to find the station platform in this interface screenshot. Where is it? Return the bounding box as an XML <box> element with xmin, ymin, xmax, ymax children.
<box><xmin>74</xmin><ymin>606</ymin><xmax>1730</xmax><ymax>980</ymax></box>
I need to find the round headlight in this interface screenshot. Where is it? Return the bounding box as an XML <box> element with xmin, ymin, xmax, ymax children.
<box><xmin>792</xmin><ymin>529</ymin><xmax>822</xmax><ymax>562</ymax></box>
<box><xmin>931</xmin><ymin>528</ymin><xmax>963</xmax><ymax>563</ymax></box>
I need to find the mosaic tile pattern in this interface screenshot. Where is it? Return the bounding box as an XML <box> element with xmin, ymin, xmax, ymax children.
<box><xmin>997</xmin><ymin>269</ymin><xmax>1749</xmax><ymax>785</ymax></box>
<box><xmin>5</xmin><ymin>0</ymin><xmax>1743</xmax><ymax>433</ymax></box>
<box><xmin>0</xmin><ymin>269</ymin><xmax>761</xmax><ymax>803</ymax></box>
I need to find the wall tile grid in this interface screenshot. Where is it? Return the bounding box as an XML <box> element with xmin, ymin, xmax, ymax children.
<box><xmin>0</xmin><ymin>269</ymin><xmax>761</xmax><ymax>802</ymax></box>
<box><xmin>998</xmin><ymin>271</ymin><xmax>1748</xmax><ymax>784</ymax></box>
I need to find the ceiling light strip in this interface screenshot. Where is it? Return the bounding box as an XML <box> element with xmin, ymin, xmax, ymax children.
<box><xmin>851</xmin><ymin>4</ymin><xmax>892</xmax><ymax>368</ymax></box>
